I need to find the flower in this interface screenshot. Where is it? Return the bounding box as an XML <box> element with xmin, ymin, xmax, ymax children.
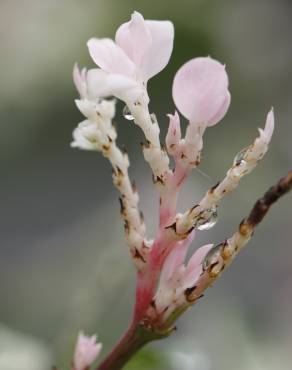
<box><xmin>154</xmin><ymin>230</ymin><xmax>213</xmax><ymax>314</ymax></box>
<box><xmin>73</xmin><ymin>332</ymin><xmax>102</xmax><ymax>370</ymax></box>
<box><xmin>73</xmin><ymin>64</ymin><xmax>139</xmax><ymax>102</ymax></box>
<box><xmin>71</xmin><ymin>120</ymin><xmax>101</xmax><ymax>151</ymax></box>
<box><xmin>71</xmin><ymin>99</ymin><xmax>116</xmax><ymax>151</ymax></box>
<box><xmin>86</xmin><ymin>11</ymin><xmax>174</xmax><ymax>102</ymax></box>
<box><xmin>172</xmin><ymin>57</ymin><xmax>231</xmax><ymax>126</ymax></box>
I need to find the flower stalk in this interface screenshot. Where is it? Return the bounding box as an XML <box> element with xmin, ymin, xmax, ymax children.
<box><xmin>95</xmin><ymin>321</ymin><xmax>171</xmax><ymax>370</ymax></box>
<box><xmin>97</xmin><ymin>171</ymin><xmax>292</xmax><ymax>370</ymax></box>
<box><xmin>67</xmin><ymin>10</ymin><xmax>291</xmax><ymax>370</ymax></box>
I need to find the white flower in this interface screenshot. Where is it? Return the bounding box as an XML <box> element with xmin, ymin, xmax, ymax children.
<box><xmin>71</xmin><ymin>99</ymin><xmax>116</xmax><ymax>151</ymax></box>
<box><xmin>71</xmin><ymin>120</ymin><xmax>101</xmax><ymax>151</ymax></box>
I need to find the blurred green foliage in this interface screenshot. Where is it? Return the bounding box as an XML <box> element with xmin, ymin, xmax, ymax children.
<box><xmin>124</xmin><ymin>348</ymin><xmax>169</xmax><ymax>370</ymax></box>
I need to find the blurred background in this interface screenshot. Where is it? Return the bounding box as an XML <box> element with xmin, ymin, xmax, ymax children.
<box><xmin>0</xmin><ymin>0</ymin><xmax>291</xmax><ymax>369</ymax></box>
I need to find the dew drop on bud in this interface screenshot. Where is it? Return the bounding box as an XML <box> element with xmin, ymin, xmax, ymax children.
<box><xmin>123</xmin><ymin>105</ymin><xmax>134</xmax><ymax>120</ymax></box>
<box><xmin>203</xmin><ymin>243</ymin><xmax>223</xmax><ymax>271</ymax></box>
<box><xmin>197</xmin><ymin>206</ymin><xmax>218</xmax><ymax>231</ymax></box>
<box><xmin>233</xmin><ymin>147</ymin><xmax>249</xmax><ymax>166</ymax></box>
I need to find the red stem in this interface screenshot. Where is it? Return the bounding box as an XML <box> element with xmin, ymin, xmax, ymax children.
<box><xmin>96</xmin><ymin>163</ymin><xmax>190</xmax><ymax>369</ymax></box>
<box><xmin>96</xmin><ymin>321</ymin><xmax>151</xmax><ymax>370</ymax></box>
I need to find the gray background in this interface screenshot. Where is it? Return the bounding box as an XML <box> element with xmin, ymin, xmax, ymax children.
<box><xmin>0</xmin><ymin>0</ymin><xmax>291</xmax><ymax>369</ymax></box>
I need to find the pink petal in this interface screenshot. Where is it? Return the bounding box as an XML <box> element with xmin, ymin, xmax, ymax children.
<box><xmin>73</xmin><ymin>64</ymin><xmax>87</xmax><ymax>98</ymax></box>
<box><xmin>183</xmin><ymin>244</ymin><xmax>213</xmax><ymax>287</ymax></box>
<box><xmin>74</xmin><ymin>332</ymin><xmax>102</xmax><ymax>370</ymax></box>
<box><xmin>172</xmin><ymin>57</ymin><xmax>230</xmax><ymax>125</ymax></box>
<box><xmin>160</xmin><ymin>230</ymin><xmax>196</xmax><ymax>283</ymax></box>
<box><xmin>208</xmin><ymin>91</ymin><xmax>231</xmax><ymax>127</ymax></box>
<box><xmin>141</xmin><ymin>19</ymin><xmax>174</xmax><ymax>80</ymax></box>
<box><xmin>187</xmin><ymin>243</ymin><xmax>213</xmax><ymax>272</ymax></box>
<box><xmin>87</xmin><ymin>38</ymin><xmax>136</xmax><ymax>78</ymax></box>
<box><xmin>160</xmin><ymin>242</ymin><xmax>188</xmax><ymax>285</ymax></box>
<box><xmin>115</xmin><ymin>11</ymin><xmax>152</xmax><ymax>68</ymax></box>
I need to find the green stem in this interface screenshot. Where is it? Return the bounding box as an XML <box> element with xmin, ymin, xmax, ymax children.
<box><xmin>96</xmin><ymin>321</ymin><xmax>168</xmax><ymax>370</ymax></box>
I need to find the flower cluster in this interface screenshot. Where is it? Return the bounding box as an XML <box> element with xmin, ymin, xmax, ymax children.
<box><xmin>71</xmin><ymin>10</ymin><xmax>275</xmax><ymax>368</ymax></box>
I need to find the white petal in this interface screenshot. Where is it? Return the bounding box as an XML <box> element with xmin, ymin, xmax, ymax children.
<box><xmin>86</xmin><ymin>68</ymin><xmax>143</xmax><ymax>102</ymax></box>
<box><xmin>249</xmin><ymin>108</ymin><xmax>275</xmax><ymax>160</ymax></box>
<box><xmin>71</xmin><ymin>120</ymin><xmax>100</xmax><ymax>151</ymax></box>
<box><xmin>141</xmin><ymin>20</ymin><xmax>174</xmax><ymax>80</ymax></box>
<box><xmin>263</xmin><ymin>108</ymin><xmax>275</xmax><ymax>143</ymax></box>
<box><xmin>166</xmin><ymin>111</ymin><xmax>181</xmax><ymax>155</ymax></box>
<box><xmin>87</xmin><ymin>38</ymin><xmax>136</xmax><ymax>77</ymax></box>
<box><xmin>75</xmin><ymin>99</ymin><xmax>97</xmax><ymax>120</ymax></box>
<box><xmin>115</xmin><ymin>11</ymin><xmax>152</xmax><ymax>67</ymax></box>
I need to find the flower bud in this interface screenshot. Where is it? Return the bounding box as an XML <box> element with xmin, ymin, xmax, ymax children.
<box><xmin>172</xmin><ymin>57</ymin><xmax>230</xmax><ymax>126</ymax></box>
<box><xmin>73</xmin><ymin>332</ymin><xmax>102</xmax><ymax>370</ymax></box>
<box><xmin>165</xmin><ymin>111</ymin><xmax>181</xmax><ymax>156</ymax></box>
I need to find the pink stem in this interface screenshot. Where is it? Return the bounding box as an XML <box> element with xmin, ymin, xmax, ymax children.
<box><xmin>135</xmin><ymin>161</ymin><xmax>190</xmax><ymax>318</ymax></box>
<box><xmin>96</xmin><ymin>321</ymin><xmax>152</xmax><ymax>370</ymax></box>
<box><xmin>159</xmin><ymin>161</ymin><xmax>189</xmax><ymax>227</ymax></box>
<box><xmin>97</xmin><ymin>161</ymin><xmax>191</xmax><ymax>369</ymax></box>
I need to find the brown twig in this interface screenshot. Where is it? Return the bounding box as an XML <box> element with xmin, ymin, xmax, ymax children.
<box><xmin>246</xmin><ymin>170</ymin><xmax>292</xmax><ymax>226</ymax></box>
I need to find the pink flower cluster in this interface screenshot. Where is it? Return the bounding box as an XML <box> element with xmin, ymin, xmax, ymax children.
<box><xmin>71</xmin><ymin>10</ymin><xmax>274</xmax><ymax>363</ymax></box>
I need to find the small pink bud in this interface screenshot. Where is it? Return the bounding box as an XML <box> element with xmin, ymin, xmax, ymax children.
<box><xmin>73</xmin><ymin>64</ymin><xmax>88</xmax><ymax>99</ymax></box>
<box><xmin>172</xmin><ymin>57</ymin><xmax>230</xmax><ymax>126</ymax></box>
<box><xmin>73</xmin><ymin>332</ymin><xmax>102</xmax><ymax>370</ymax></box>
<box><xmin>165</xmin><ymin>111</ymin><xmax>181</xmax><ymax>155</ymax></box>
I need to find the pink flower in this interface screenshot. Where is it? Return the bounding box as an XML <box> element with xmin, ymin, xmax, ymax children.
<box><xmin>73</xmin><ymin>332</ymin><xmax>102</xmax><ymax>370</ymax></box>
<box><xmin>86</xmin><ymin>11</ymin><xmax>174</xmax><ymax>101</ymax></box>
<box><xmin>154</xmin><ymin>230</ymin><xmax>213</xmax><ymax>313</ymax></box>
<box><xmin>172</xmin><ymin>57</ymin><xmax>231</xmax><ymax>126</ymax></box>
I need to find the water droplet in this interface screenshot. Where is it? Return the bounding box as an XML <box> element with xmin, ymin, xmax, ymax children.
<box><xmin>203</xmin><ymin>243</ymin><xmax>223</xmax><ymax>270</ymax></box>
<box><xmin>233</xmin><ymin>147</ymin><xmax>249</xmax><ymax>166</ymax></box>
<box><xmin>123</xmin><ymin>105</ymin><xmax>134</xmax><ymax>120</ymax></box>
<box><xmin>197</xmin><ymin>206</ymin><xmax>218</xmax><ymax>231</ymax></box>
